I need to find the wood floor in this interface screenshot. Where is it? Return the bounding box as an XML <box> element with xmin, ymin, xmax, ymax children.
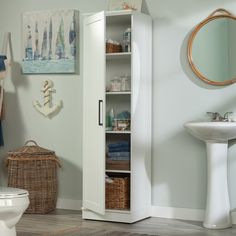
<box><xmin>17</xmin><ymin>209</ymin><xmax>236</xmax><ymax>236</ymax></box>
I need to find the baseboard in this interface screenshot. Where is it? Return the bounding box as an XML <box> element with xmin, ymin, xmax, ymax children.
<box><xmin>151</xmin><ymin>206</ymin><xmax>204</xmax><ymax>221</ymax></box>
<box><xmin>151</xmin><ymin>206</ymin><xmax>236</xmax><ymax>224</ymax></box>
<box><xmin>56</xmin><ymin>200</ymin><xmax>236</xmax><ymax>224</ymax></box>
<box><xmin>231</xmin><ymin>212</ymin><xmax>236</xmax><ymax>224</ymax></box>
<box><xmin>56</xmin><ymin>198</ymin><xmax>82</xmax><ymax>210</ymax></box>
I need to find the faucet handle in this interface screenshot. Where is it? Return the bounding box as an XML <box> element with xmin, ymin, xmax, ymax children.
<box><xmin>206</xmin><ymin>112</ymin><xmax>221</xmax><ymax>121</ymax></box>
<box><xmin>223</xmin><ymin>112</ymin><xmax>233</xmax><ymax>121</ymax></box>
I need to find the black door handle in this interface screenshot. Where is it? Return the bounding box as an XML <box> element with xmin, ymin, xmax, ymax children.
<box><xmin>98</xmin><ymin>100</ymin><xmax>103</xmax><ymax>126</ymax></box>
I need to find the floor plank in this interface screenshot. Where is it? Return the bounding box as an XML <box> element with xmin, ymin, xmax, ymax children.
<box><xmin>16</xmin><ymin>209</ymin><xmax>236</xmax><ymax>236</ymax></box>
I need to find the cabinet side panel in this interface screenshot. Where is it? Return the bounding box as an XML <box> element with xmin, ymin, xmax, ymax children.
<box><xmin>131</xmin><ymin>13</ymin><xmax>152</xmax><ymax>216</ymax></box>
<box><xmin>83</xmin><ymin>12</ymin><xmax>106</xmax><ymax>215</ymax></box>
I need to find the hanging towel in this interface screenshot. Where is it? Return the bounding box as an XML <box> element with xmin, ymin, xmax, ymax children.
<box><xmin>0</xmin><ymin>85</ymin><xmax>4</xmax><ymax>120</ymax></box>
<box><xmin>0</xmin><ymin>55</ymin><xmax>7</xmax><ymax>71</ymax></box>
<box><xmin>0</xmin><ymin>32</ymin><xmax>11</xmax><ymax>147</ymax></box>
<box><xmin>0</xmin><ymin>32</ymin><xmax>11</xmax><ymax>80</ymax></box>
<box><xmin>0</xmin><ymin>121</ymin><xmax>4</xmax><ymax>146</ymax></box>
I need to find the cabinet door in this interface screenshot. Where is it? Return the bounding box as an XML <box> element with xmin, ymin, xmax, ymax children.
<box><xmin>83</xmin><ymin>12</ymin><xmax>106</xmax><ymax>215</ymax></box>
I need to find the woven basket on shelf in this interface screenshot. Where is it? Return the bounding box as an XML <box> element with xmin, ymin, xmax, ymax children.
<box><xmin>106</xmin><ymin>42</ymin><xmax>122</xmax><ymax>53</ymax></box>
<box><xmin>6</xmin><ymin>140</ymin><xmax>61</xmax><ymax>214</ymax></box>
<box><xmin>105</xmin><ymin>177</ymin><xmax>130</xmax><ymax>210</ymax></box>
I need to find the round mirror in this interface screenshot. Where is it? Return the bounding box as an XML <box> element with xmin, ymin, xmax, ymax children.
<box><xmin>188</xmin><ymin>9</ymin><xmax>236</xmax><ymax>85</ymax></box>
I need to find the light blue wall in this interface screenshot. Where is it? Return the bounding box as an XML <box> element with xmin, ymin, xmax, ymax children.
<box><xmin>0</xmin><ymin>0</ymin><xmax>107</xmax><ymax>203</ymax></box>
<box><xmin>151</xmin><ymin>0</ymin><xmax>236</xmax><ymax>210</ymax></box>
<box><xmin>1</xmin><ymin>0</ymin><xmax>236</xmax><ymax>212</ymax></box>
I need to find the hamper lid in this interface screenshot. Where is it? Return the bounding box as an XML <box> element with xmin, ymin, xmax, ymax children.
<box><xmin>8</xmin><ymin>140</ymin><xmax>55</xmax><ymax>156</ymax></box>
<box><xmin>0</xmin><ymin>187</ymin><xmax>28</xmax><ymax>198</ymax></box>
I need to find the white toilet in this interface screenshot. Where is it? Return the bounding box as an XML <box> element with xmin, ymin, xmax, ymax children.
<box><xmin>0</xmin><ymin>187</ymin><xmax>29</xmax><ymax>236</ymax></box>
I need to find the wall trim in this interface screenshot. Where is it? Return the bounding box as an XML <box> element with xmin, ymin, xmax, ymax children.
<box><xmin>56</xmin><ymin>198</ymin><xmax>82</xmax><ymax>210</ymax></box>
<box><xmin>232</xmin><ymin>212</ymin><xmax>236</xmax><ymax>224</ymax></box>
<box><xmin>151</xmin><ymin>206</ymin><xmax>236</xmax><ymax>224</ymax></box>
<box><xmin>56</xmin><ymin>200</ymin><xmax>236</xmax><ymax>224</ymax></box>
<box><xmin>151</xmin><ymin>206</ymin><xmax>204</xmax><ymax>221</ymax></box>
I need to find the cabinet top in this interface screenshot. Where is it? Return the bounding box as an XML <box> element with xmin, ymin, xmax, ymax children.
<box><xmin>106</xmin><ymin>10</ymin><xmax>133</xmax><ymax>16</ymax></box>
<box><xmin>105</xmin><ymin>10</ymin><xmax>149</xmax><ymax>17</ymax></box>
<box><xmin>82</xmin><ymin>10</ymin><xmax>151</xmax><ymax>19</ymax></box>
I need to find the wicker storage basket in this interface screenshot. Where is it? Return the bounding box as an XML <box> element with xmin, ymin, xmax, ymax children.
<box><xmin>105</xmin><ymin>177</ymin><xmax>130</xmax><ymax>210</ymax></box>
<box><xmin>6</xmin><ymin>140</ymin><xmax>61</xmax><ymax>214</ymax></box>
<box><xmin>106</xmin><ymin>42</ymin><xmax>122</xmax><ymax>53</ymax></box>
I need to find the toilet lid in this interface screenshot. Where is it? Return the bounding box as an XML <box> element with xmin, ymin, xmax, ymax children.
<box><xmin>0</xmin><ymin>187</ymin><xmax>28</xmax><ymax>198</ymax></box>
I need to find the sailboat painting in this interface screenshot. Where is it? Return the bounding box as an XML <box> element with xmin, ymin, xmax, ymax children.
<box><xmin>22</xmin><ymin>9</ymin><xmax>79</xmax><ymax>74</ymax></box>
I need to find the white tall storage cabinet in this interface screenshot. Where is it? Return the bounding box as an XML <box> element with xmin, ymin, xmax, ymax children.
<box><xmin>82</xmin><ymin>10</ymin><xmax>152</xmax><ymax>223</ymax></box>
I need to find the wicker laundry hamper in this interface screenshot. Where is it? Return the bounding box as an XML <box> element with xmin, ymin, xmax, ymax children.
<box><xmin>6</xmin><ymin>140</ymin><xmax>61</xmax><ymax>214</ymax></box>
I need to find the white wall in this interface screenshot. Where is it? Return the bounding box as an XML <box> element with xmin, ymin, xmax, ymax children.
<box><xmin>1</xmin><ymin>0</ymin><xmax>236</xmax><ymax>215</ymax></box>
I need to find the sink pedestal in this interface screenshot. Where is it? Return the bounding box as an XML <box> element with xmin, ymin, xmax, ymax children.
<box><xmin>184</xmin><ymin>121</ymin><xmax>236</xmax><ymax>229</ymax></box>
<box><xmin>204</xmin><ymin>141</ymin><xmax>232</xmax><ymax>229</ymax></box>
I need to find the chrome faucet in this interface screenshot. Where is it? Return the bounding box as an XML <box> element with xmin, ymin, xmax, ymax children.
<box><xmin>206</xmin><ymin>112</ymin><xmax>222</xmax><ymax>121</ymax></box>
<box><xmin>206</xmin><ymin>112</ymin><xmax>233</xmax><ymax>122</ymax></box>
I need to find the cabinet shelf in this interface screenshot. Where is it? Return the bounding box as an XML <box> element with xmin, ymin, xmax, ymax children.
<box><xmin>106</xmin><ymin>91</ymin><xmax>131</xmax><ymax>95</ymax></box>
<box><xmin>106</xmin><ymin>169</ymin><xmax>131</xmax><ymax>174</ymax></box>
<box><xmin>106</xmin><ymin>52</ymin><xmax>131</xmax><ymax>60</ymax></box>
<box><xmin>106</xmin><ymin>131</ymin><xmax>131</xmax><ymax>134</ymax></box>
<box><xmin>106</xmin><ymin>209</ymin><xmax>131</xmax><ymax>213</ymax></box>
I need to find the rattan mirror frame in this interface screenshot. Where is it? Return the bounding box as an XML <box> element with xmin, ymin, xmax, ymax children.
<box><xmin>187</xmin><ymin>8</ymin><xmax>236</xmax><ymax>86</ymax></box>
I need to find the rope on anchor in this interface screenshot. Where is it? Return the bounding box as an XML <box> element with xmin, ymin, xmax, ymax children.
<box><xmin>42</xmin><ymin>80</ymin><xmax>51</xmax><ymax>107</ymax></box>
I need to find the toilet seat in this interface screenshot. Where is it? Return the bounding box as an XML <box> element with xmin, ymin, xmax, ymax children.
<box><xmin>0</xmin><ymin>187</ymin><xmax>28</xmax><ymax>198</ymax></box>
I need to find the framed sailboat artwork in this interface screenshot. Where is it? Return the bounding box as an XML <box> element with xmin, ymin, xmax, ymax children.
<box><xmin>21</xmin><ymin>9</ymin><xmax>79</xmax><ymax>74</ymax></box>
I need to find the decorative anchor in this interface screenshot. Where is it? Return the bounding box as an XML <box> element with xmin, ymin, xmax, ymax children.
<box><xmin>33</xmin><ymin>80</ymin><xmax>62</xmax><ymax>118</ymax></box>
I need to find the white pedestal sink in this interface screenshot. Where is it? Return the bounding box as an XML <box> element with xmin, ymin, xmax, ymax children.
<box><xmin>184</xmin><ymin>121</ymin><xmax>236</xmax><ymax>229</ymax></box>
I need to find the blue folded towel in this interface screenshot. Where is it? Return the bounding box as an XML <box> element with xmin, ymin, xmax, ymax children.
<box><xmin>108</xmin><ymin>152</ymin><xmax>130</xmax><ymax>158</ymax></box>
<box><xmin>108</xmin><ymin>147</ymin><xmax>130</xmax><ymax>152</ymax></box>
<box><xmin>108</xmin><ymin>156</ymin><xmax>130</xmax><ymax>161</ymax></box>
<box><xmin>107</xmin><ymin>141</ymin><xmax>130</xmax><ymax>149</ymax></box>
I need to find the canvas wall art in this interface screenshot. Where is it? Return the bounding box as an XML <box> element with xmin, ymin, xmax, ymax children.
<box><xmin>22</xmin><ymin>9</ymin><xmax>79</xmax><ymax>74</ymax></box>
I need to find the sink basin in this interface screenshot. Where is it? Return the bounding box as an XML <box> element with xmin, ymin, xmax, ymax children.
<box><xmin>184</xmin><ymin>121</ymin><xmax>236</xmax><ymax>142</ymax></box>
<box><xmin>184</xmin><ymin>121</ymin><xmax>236</xmax><ymax>229</ymax></box>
